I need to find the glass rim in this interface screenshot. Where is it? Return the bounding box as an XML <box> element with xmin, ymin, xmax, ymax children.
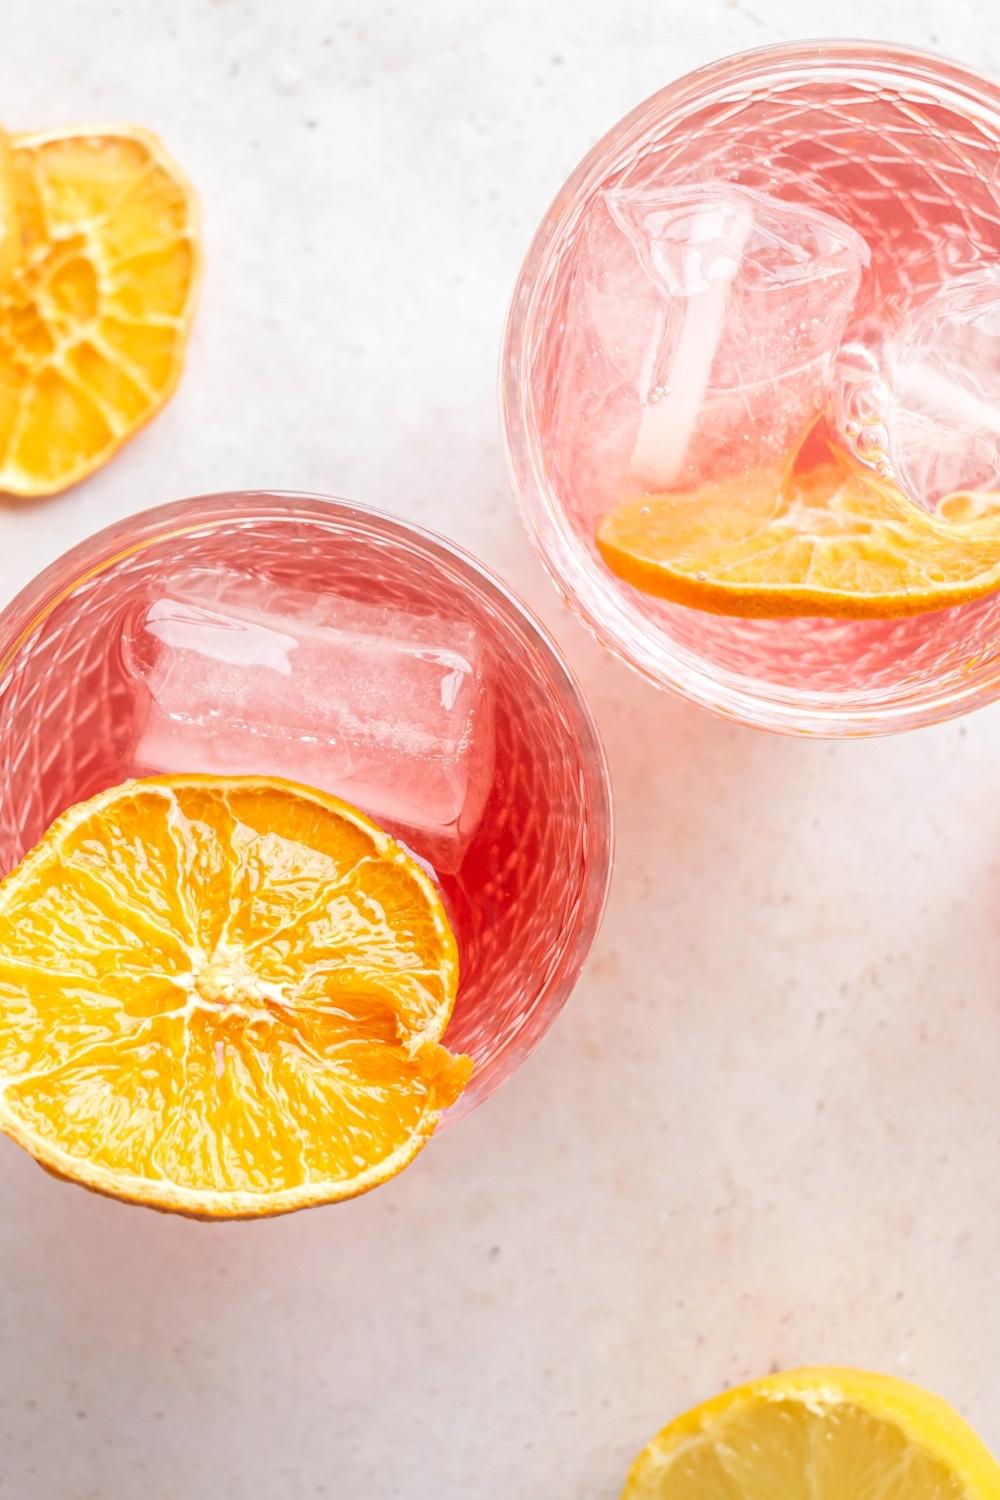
<box><xmin>0</xmin><ymin>489</ymin><xmax>614</xmax><ymax>1116</ymax></box>
<box><xmin>500</xmin><ymin>38</ymin><xmax>1000</xmax><ymax>736</ymax></box>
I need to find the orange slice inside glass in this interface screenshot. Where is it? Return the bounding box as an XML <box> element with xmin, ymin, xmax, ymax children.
<box><xmin>0</xmin><ymin>126</ymin><xmax>201</xmax><ymax>497</ymax></box>
<box><xmin>0</xmin><ymin>776</ymin><xmax>471</xmax><ymax>1218</ymax></box>
<box><xmin>598</xmin><ymin>448</ymin><xmax>1000</xmax><ymax>620</ymax></box>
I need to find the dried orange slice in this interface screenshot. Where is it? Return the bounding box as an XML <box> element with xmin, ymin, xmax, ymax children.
<box><xmin>0</xmin><ymin>129</ymin><xmax>17</xmax><ymax>284</ymax></box>
<box><xmin>0</xmin><ymin>126</ymin><xmax>200</xmax><ymax>497</ymax></box>
<box><xmin>598</xmin><ymin>456</ymin><xmax>1000</xmax><ymax>620</ymax></box>
<box><xmin>622</xmin><ymin>1367</ymin><xmax>1000</xmax><ymax>1500</ymax></box>
<box><xmin>0</xmin><ymin>775</ymin><xmax>470</xmax><ymax>1217</ymax></box>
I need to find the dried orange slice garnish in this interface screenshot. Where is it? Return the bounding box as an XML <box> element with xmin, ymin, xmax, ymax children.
<box><xmin>0</xmin><ymin>775</ymin><xmax>470</xmax><ymax>1218</ymax></box>
<box><xmin>0</xmin><ymin>126</ymin><xmax>200</xmax><ymax>497</ymax></box>
<box><xmin>0</xmin><ymin>129</ymin><xmax>17</xmax><ymax>284</ymax></box>
<box><xmin>621</xmin><ymin>1367</ymin><xmax>1000</xmax><ymax>1500</ymax></box>
<box><xmin>598</xmin><ymin>452</ymin><xmax>1000</xmax><ymax>620</ymax></box>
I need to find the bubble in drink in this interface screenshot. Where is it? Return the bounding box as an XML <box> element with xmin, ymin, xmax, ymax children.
<box><xmin>128</xmin><ymin>569</ymin><xmax>493</xmax><ymax>873</ymax></box>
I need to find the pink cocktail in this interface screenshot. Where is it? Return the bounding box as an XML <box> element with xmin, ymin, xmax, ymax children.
<box><xmin>503</xmin><ymin>42</ymin><xmax>1000</xmax><ymax>734</ymax></box>
<box><xmin>0</xmin><ymin>493</ymin><xmax>612</xmax><ymax>1115</ymax></box>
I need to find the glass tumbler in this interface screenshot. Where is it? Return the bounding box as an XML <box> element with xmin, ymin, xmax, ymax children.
<box><xmin>0</xmin><ymin>493</ymin><xmax>612</xmax><ymax>1117</ymax></box>
<box><xmin>502</xmin><ymin>41</ymin><xmax>1000</xmax><ymax>734</ymax></box>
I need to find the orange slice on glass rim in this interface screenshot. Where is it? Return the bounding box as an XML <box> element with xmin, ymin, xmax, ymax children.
<box><xmin>622</xmin><ymin>1366</ymin><xmax>1000</xmax><ymax>1500</ymax></box>
<box><xmin>598</xmin><ymin>447</ymin><xmax>1000</xmax><ymax>620</ymax></box>
<box><xmin>0</xmin><ymin>125</ymin><xmax>200</xmax><ymax>497</ymax></box>
<box><xmin>0</xmin><ymin>775</ymin><xmax>470</xmax><ymax>1218</ymax></box>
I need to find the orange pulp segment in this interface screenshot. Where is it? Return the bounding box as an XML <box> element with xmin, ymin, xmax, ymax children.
<box><xmin>0</xmin><ymin>126</ymin><xmax>200</xmax><ymax>496</ymax></box>
<box><xmin>598</xmin><ymin>458</ymin><xmax>1000</xmax><ymax>620</ymax></box>
<box><xmin>0</xmin><ymin>775</ymin><xmax>470</xmax><ymax>1217</ymax></box>
<box><xmin>622</xmin><ymin>1367</ymin><xmax>1000</xmax><ymax>1500</ymax></box>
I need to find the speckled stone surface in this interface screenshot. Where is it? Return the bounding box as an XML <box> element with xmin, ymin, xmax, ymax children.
<box><xmin>1</xmin><ymin>2</ymin><xmax>998</xmax><ymax>1496</ymax></box>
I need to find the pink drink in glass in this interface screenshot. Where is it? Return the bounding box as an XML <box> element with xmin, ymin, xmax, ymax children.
<box><xmin>503</xmin><ymin>42</ymin><xmax>1000</xmax><ymax>734</ymax></box>
<box><xmin>0</xmin><ymin>493</ymin><xmax>611</xmax><ymax>1116</ymax></box>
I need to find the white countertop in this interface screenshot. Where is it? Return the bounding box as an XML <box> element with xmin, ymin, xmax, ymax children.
<box><xmin>2</xmin><ymin>2</ymin><xmax>998</xmax><ymax>1496</ymax></box>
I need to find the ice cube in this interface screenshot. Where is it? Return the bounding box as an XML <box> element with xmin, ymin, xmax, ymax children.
<box><xmin>128</xmin><ymin>569</ymin><xmax>492</xmax><ymax>873</ymax></box>
<box><xmin>884</xmin><ymin>271</ymin><xmax>1000</xmax><ymax>508</ymax></box>
<box><xmin>556</xmin><ymin>182</ymin><xmax>870</xmax><ymax>503</ymax></box>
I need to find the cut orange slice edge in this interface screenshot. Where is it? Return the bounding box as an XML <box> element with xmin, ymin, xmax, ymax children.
<box><xmin>622</xmin><ymin>1367</ymin><xmax>1000</xmax><ymax>1499</ymax></box>
<box><xmin>598</xmin><ymin>458</ymin><xmax>1000</xmax><ymax>620</ymax></box>
<box><xmin>0</xmin><ymin>125</ymin><xmax>201</xmax><ymax>497</ymax></box>
<box><xmin>0</xmin><ymin>129</ymin><xmax>17</xmax><ymax>284</ymax></box>
<box><xmin>0</xmin><ymin>775</ymin><xmax>470</xmax><ymax>1218</ymax></box>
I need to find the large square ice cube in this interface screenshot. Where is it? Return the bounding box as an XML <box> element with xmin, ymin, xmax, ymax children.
<box><xmin>130</xmin><ymin>569</ymin><xmax>492</xmax><ymax>873</ymax></box>
<box><xmin>834</xmin><ymin>270</ymin><xmax>1000</xmax><ymax>511</ymax></box>
<box><xmin>887</xmin><ymin>271</ymin><xmax>1000</xmax><ymax>508</ymax></box>
<box><xmin>552</xmin><ymin>181</ymin><xmax>870</xmax><ymax>510</ymax></box>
